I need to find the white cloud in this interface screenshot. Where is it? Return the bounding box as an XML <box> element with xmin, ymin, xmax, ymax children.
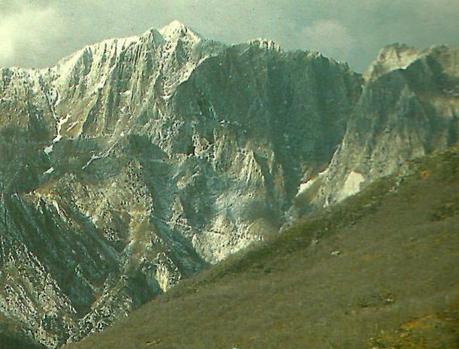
<box><xmin>0</xmin><ymin>5</ymin><xmax>63</xmax><ymax>67</ymax></box>
<box><xmin>300</xmin><ymin>19</ymin><xmax>355</xmax><ymax>62</ymax></box>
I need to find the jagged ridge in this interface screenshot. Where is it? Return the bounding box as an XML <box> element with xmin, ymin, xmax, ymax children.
<box><xmin>0</xmin><ymin>21</ymin><xmax>360</xmax><ymax>347</ymax></box>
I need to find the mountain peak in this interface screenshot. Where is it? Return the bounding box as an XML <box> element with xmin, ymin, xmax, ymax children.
<box><xmin>364</xmin><ymin>43</ymin><xmax>423</xmax><ymax>80</ymax></box>
<box><xmin>161</xmin><ymin>20</ymin><xmax>187</xmax><ymax>31</ymax></box>
<box><xmin>248</xmin><ymin>39</ymin><xmax>281</xmax><ymax>51</ymax></box>
<box><xmin>376</xmin><ymin>43</ymin><xmax>422</xmax><ymax>65</ymax></box>
<box><xmin>159</xmin><ymin>20</ymin><xmax>201</xmax><ymax>42</ymax></box>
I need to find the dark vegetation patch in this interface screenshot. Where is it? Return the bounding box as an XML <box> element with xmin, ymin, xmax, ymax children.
<box><xmin>0</xmin><ymin>316</ymin><xmax>45</xmax><ymax>349</ymax></box>
<box><xmin>431</xmin><ymin>195</ymin><xmax>459</xmax><ymax>221</ymax></box>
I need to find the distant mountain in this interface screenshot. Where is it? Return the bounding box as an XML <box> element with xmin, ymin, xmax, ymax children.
<box><xmin>0</xmin><ymin>21</ymin><xmax>457</xmax><ymax>348</ymax></box>
<box><xmin>292</xmin><ymin>43</ymin><xmax>459</xmax><ymax>216</ymax></box>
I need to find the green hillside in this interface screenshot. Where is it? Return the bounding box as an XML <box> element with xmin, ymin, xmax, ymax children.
<box><xmin>65</xmin><ymin>148</ymin><xmax>459</xmax><ymax>349</ymax></box>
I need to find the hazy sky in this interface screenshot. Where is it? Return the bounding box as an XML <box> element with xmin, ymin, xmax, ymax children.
<box><xmin>1</xmin><ymin>0</ymin><xmax>458</xmax><ymax>72</ymax></box>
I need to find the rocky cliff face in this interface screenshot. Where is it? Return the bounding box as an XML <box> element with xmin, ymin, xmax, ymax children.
<box><xmin>0</xmin><ymin>21</ymin><xmax>361</xmax><ymax>347</ymax></box>
<box><xmin>294</xmin><ymin>44</ymin><xmax>459</xmax><ymax>213</ymax></box>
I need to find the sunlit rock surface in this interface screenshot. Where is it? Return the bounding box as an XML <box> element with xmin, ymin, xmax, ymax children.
<box><xmin>0</xmin><ymin>21</ymin><xmax>360</xmax><ymax>347</ymax></box>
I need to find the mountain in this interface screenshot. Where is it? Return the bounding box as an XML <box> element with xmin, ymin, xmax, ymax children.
<box><xmin>0</xmin><ymin>21</ymin><xmax>458</xmax><ymax>348</ymax></box>
<box><xmin>292</xmin><ymin>43</ymin><xmax>459</xmax><ymax>217</ymax></box>
<box><xmin>64</xmin><ymin>147</ymin><xmax>459</xmax><ymax>349</ymax></box>
<box><xmin>0</xmin><ymin>21</ymin><xmax>360</xmax><ymax>347</ymax></box>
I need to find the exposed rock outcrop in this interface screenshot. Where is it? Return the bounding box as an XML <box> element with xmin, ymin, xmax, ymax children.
<box><xmin>0</xmin><ymin>21</ymin><xmax>360</xmax><ymax>347</ymax></box>
<box><xmin>296</xmin><ymin>45</ymin><xmax>459</xmax><ymax>212</ymax></box>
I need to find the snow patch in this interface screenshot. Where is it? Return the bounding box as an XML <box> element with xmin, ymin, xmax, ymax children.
<box><xmin>82</xmin><ymin>142</ymin><xmax>118</xmax><ymax>170</ymax></box>
<box><xmin>44</xmin><ymin>145</ymin><xmax>53</xmax><ymax>155</ymax></box>
<box><xmin>66</xmin><ymin>121</ymin><xmax>78</xmax><ymax>132</ymax></box>
<box><xmin>43</xmin><ymin>167</ymin><xmax>54</xmax><ymax>175</ymax></box>
<box><xmin>298</xmin><ymin>178</ymin><xmax>317</xmax><ymax>196</ymax></box>
<box><xmin>296</xmin><ymin>169</ymin><xmax>329</xmax><ymax>197</ymax></box>
<box><xmin>159</xmin><ymin>20</ymin><xmax>201</xmax><ymax>43</ymax></box>
<box><xmin>337</xmin><ymin>171</ymin><xmax>365</xmax><ymax>202</ymax></box>
<box><xmin>53</xmin><ymin>113</ymin><xmax>71</xmax><ymax>143</ymax></box>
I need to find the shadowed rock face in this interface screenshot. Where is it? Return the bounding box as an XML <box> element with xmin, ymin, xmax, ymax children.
<box><xmin>294</xmin><ymin>44</ymin><xmax>459</xmax><ymax>214</ymax></box>
<box><xmin>0</xmin><ymin>22</ymin><xmax>360</xmax><ymax>347</ymax></box>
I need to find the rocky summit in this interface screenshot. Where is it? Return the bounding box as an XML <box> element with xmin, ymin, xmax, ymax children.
<box><xmin>0</xmin><ymin>21</ymin><xmax>457</xmax><ymax>348</ymax></box>
<box><xmin>292</xmin><ymin>43</ymin><xmax>459</xmax><ymax>217</ymax></box>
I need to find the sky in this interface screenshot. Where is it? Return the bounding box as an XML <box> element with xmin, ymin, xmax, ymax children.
<box><xmin>0</xmin><ymin>0</ymin><xmax>458</xmax><ymax>72</ymax></box>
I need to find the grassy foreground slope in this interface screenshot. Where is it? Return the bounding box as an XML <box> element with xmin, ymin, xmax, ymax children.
<box><xmin>66</xmin><ymin>149</ymin><xmax>459</xmax><ymax>349</ymax></box>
